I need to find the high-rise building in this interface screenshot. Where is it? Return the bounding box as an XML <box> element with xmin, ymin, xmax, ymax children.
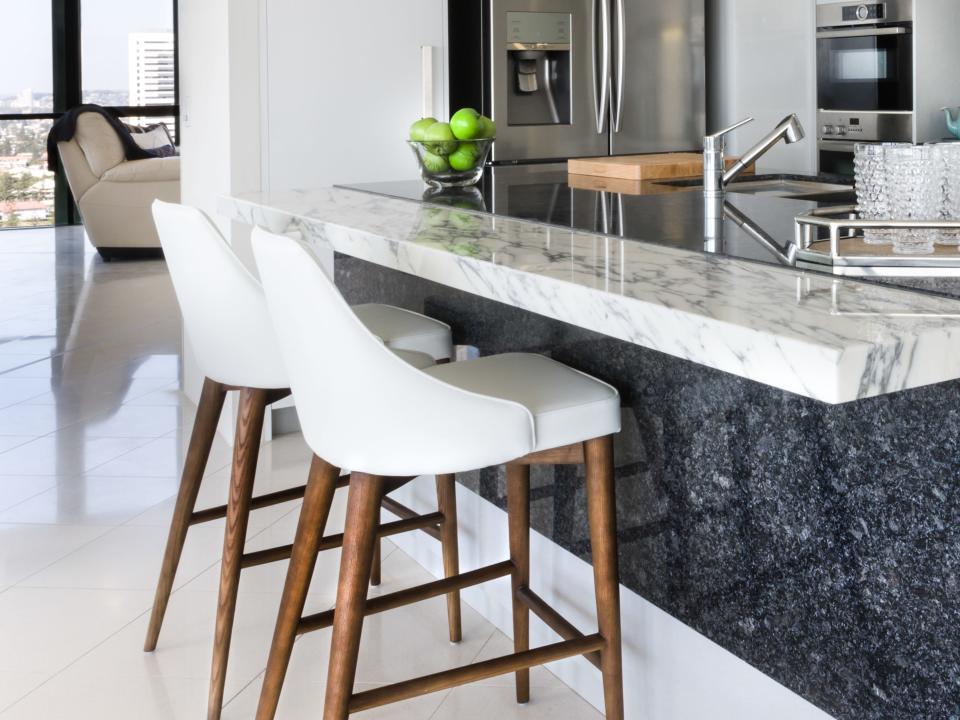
<box><xmin>128</xmin><ymin>32</ymin><xmax>174</xmax><ymax>107</ymax></box>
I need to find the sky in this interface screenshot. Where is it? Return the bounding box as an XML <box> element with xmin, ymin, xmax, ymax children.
<box><xmin>0</xmin><ymin>0</ymin><xmax>172</xmax><ymax>97</ymax></box>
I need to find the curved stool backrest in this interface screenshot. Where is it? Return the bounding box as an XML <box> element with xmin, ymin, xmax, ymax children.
<box><xmin>152</xmin><ymin>200</ymin><xmax>287</xmax><ymax>389</ymax></box>
<box><xmin>251</xmin><ymin>227</ymin><xmax>536</xmax><ymax>476</ymax></box>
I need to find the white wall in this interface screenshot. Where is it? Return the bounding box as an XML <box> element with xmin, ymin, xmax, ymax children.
<box><xmin>261</xmin><ymin>0</ymin><xmax>447</xmax><ymax>191</ymax></box>
<box><xmin>708</xmin><ymin>0</ymin><xmax>818</xmax><ymax>173</ymax></box>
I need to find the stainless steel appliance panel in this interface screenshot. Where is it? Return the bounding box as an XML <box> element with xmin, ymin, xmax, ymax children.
<box><xmin>610</xmin><ymin>0</ymin><xmax>705</xmax><ymax>154</ymax></box>
<box><xmin>818</xmin><ymin>110</ymin><xmax>912</xmax><ymax>142</ymax></box>
<box><xmin>490</xmin><ymin>0</ymin><xmax>608</xmax><ymax>163</ymax></box>
<box><xmin>816</xmin><ymin>0</ymin><xmax>913</xmax><ymax>28</ymax></box>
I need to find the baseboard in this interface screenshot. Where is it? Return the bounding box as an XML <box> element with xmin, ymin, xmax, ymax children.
<box><xmin>385</xmin><ymin>477</ymin><xmax>836</xmax><ymax>720</ymax></box>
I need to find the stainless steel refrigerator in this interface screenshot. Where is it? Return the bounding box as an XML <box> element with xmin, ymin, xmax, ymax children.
<box><xmin>448</xmin><ymin>0</ymin><xmax>706</xmax><ymax>164</ymax></box>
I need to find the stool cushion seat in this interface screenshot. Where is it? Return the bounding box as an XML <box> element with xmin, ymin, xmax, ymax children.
<box><xmin>425</xmin><ymin>353</ymin><xmax>620</xmax><ymax>452</ymax></box>
<box><xmin>390</xmin><ymin>347</ymin><xmax>436</xmax><ymax>370</ymax></box>
<box><xmin>353</xmin><ymin>304</ymin><xmax>452</xmax><ymax>361</ymax></box>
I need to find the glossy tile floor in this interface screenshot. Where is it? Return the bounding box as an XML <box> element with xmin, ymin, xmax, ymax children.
<box><xmin>0</xmin><ymin>227</ymin><xmax>601</xmax><ymax>719</ymax></box>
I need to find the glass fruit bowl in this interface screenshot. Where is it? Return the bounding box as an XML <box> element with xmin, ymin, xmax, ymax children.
<box><xmin>408</xmin><ymin>138</ymin><xmax>493</xmax><ymax>188</ymax></box>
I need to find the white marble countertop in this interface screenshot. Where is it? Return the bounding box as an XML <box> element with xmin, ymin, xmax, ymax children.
<box><xmin>219</xmin><ymin>187</ymin><xmax>960</xmax><ymax>404</ymax></box>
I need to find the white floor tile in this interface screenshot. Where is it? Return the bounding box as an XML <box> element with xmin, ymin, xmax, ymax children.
<box><xmin>66</xmin><ymin>588</ymin><xmax>285</xmax><ymax>700</ymax></box>
<box><xmin>77</xmin><ymin>404</ymin><xmax>187</xmax><ymax>439</ymax></box>
<box><xmin>0</xmin><ymin>672</ymin><xmax>47</xmax><ymax>714</ymax></box>
<box><xmin>0</xmin><ymin>523</ymin><xmax>111</xmax><ymax>586</ymax></box>
<box><xmin>0</xmin><ymin>475</ymin><xmax>179</xmax><ymax>526</ymax></box>
<box><xmin>0</xmin><ymin>586</ymin><xmax>153</xmax><ymax>673</ymax></box>
<box><xmin>18</xmin><ymin>523</ymin><xmax>230</xmax><ymax>591</ymax></box>
<box><xmin>0</xmin><ymin>670</ymin><xmax>211</xmax><ymax>720</ymax></box>
<box><xmin>0</xmin><ymin>433</ymin><xmax>154</xmax><ymax>476</ymax></box>
<box><xmin>431</xmin><ymin>682</ymin><xmax>602</xmax><ymax>719</ymax></box>
<box><xmin>0</xmin><ymin>437</ymin><xmax>33</xmax><ymax>454</ymax></box>
<box><xmin>0</xmin><ymin>476</ymin><xmax>59</xmax><ymax>512</ymax></box>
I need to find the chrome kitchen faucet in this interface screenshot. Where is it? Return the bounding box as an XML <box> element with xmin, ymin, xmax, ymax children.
<box><xmin>703</xmin><ymin>114</ymin><xmax>806</xmax><ymax>198</ymax></box>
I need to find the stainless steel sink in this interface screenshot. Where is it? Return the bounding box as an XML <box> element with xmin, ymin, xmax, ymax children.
<box><xmin>655</xmin><ymin>174</ymin><xmax>856</xmax><ymax>203</ymax></box>
<box><xmin>723</xmin><ymin>178</ymin><xmax>851</xmax><ymax>197</ymax></box>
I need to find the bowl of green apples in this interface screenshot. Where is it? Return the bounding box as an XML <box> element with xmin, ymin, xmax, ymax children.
<box><xmin>408</xmin><ymin>108</ymin><xmax>495</xmax><ymax>188</ymax></box>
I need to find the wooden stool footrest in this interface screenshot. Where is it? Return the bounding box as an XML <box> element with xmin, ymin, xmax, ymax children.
<box><xmin>298</xmin><ymin>560</ymin><xmax>514</xmax><ymax>635</ymax></box>
<box><xmin>516</xmin><ymin>586</ymin><xmax>601</xmax><ymax>669</ymax></box>
<box><xmin>349</xmin><ymin>634</ymin><xmax>605</xmax><ymax>712</ymax></box>
<box><xmin>241</xmin><ymin>511</ymin><xmax>444</xmax><ymax>569</ymax></box>
<box><xmin>380</xmin><ymin>496</ymin><xmax>441</xmax><ymax>541</ymax></box>
<box><xmin>188</xmin><ymin>485</ymin><xmax>306</xmax><ymax>525</ymax></box>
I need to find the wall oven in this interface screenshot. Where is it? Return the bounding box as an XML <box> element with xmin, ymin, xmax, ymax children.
<box><xmin>816</xmin><ymin>1</ymin><xmax>914</xmax><ymax>174</ymax></box>
<box><xmin>816</xmin><ymin>0</ymin><xmax>960</xmax><ymax>175</ymax></box>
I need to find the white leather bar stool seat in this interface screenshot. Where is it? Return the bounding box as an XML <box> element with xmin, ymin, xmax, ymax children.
<box><xmin>425</xmin><ymin>353</ymin><xmax>620</xmax><ymax>453</ymax></box>
<box><xmin>354</xmin><ymin>304</ymin><xmax>453</xmax><ymax>362</ymax></box>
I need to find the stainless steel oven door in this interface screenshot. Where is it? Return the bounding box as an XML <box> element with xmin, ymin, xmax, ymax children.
<box><xmin>819</xmin><ymin>139</ymin><xmax>858</xmax><ymax>176</ymax></box>
<box><xmin>817</xmin><ymin>26</ymin><xmax>913</xmax><ymax>112</ymax></box>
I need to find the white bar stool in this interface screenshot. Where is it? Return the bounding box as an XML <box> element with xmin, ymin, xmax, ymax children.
<box><xmin>147</xmin><ymin>201</ymin><xmax>461</xmax><ymax>720</ymax></box>
<box><xmin>251</xmin><ymin>228</ymin><xmax>625</xmax><ymax>720</ymax></box>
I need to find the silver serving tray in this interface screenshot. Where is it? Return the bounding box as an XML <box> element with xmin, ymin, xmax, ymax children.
<box><xmin>794</xmin><ymin>206</ymin><xmax>960</xmax><ymax>277</ymax></box>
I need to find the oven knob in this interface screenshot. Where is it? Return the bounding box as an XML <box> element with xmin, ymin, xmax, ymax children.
<box><xmin>856</xmin><ymin>4</ymin><xmax>869</xmax><ymax>20</ymax></box>
<box><xmin>822</xmin><ymin>124</ymin><xmax>835</xmax><ymax>135</ymax></box>
<box><xmin>836</xmin><ymin>126</ymin><xmax>848</xmax><ymax>136</ymax></box>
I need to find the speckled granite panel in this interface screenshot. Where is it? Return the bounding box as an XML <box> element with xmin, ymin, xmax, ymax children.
<box><xmin>335</xmin><ymin>254</ymin><xmax>960</xmax><ymax>720</ymax></box>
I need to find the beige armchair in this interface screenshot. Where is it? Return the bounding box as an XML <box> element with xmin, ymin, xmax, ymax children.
<box><xmin>57</xmin><ymin>111</ymin><xmax>180</xmax><ymax>260</ymax></box>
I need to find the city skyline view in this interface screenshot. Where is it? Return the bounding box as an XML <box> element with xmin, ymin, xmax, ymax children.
<box><xmin>0</xmin><ymin>1</ymin><xmax>172</xmax><ymax>96</ymax></box>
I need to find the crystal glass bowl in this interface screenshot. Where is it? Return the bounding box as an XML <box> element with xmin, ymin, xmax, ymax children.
<box><xmin>408</xmin><ymin>138</ymin><xmax>493</xmax><ymax>188</ymax></box>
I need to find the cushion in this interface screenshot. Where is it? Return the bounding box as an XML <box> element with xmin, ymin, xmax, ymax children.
<box><xmin>127</xmin><ymin>123</ymin><xmax>178</xmax><ymax>156</ymax></box>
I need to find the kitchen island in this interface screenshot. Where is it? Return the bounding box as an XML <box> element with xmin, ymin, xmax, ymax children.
<box><xmin>221</xmin><ymin>171</ymin><xmax>960</xmax><ymax>720</ymax></box>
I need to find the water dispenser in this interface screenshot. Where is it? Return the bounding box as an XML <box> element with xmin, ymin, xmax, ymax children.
<box><xmin>505</xmin><ymin>12</ymin><xmax>572</xmax><ymax>127</ymax></box>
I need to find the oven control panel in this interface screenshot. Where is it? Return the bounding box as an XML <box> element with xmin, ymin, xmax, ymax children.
<box><xmin>817</xmin><ymin>111</ymin><xmax>912</xmax><ymax>144</ymax></box>
<box><xmin>842</xmin><ymin>4</ymin><xmax>884</xmax><ymax>22</ymax></box>
<box><xmin>817</xmin><ymin>0</ymin><xmax>911</xmax><ymax>27</ymax></box>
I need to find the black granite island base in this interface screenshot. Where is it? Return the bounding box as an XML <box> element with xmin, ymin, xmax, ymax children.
<box><xmin>336</xmin><ymin>254</ymin><xmax>960</xmax><ymax>720</ymax></box>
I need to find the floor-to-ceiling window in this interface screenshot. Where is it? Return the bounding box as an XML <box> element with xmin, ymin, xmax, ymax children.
<box><xmin>0</xmin><ymin>0</ymin><xmax>178</xmax><ymax>228</ymax></box>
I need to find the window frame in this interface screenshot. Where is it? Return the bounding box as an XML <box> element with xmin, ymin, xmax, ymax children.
<box><xmin>0</xmin><ymin>0</ymin><xmax>180</xmax><ymax>226</ymax></box>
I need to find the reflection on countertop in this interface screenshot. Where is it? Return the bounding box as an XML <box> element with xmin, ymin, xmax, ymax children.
<box><xmin>341</xmin><ymin>164</ymin><xmax>855</xmax><ymax>269</ymax></box>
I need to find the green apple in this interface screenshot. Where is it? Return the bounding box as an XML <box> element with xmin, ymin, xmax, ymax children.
<box><xmin>423</xmin><ymin>122</ymin><xmax>458</xmax><ymax>155</ymax></box>
<box><xmin>450</xmin><ymin>108</ymin><xmax>482</xmax><ymax>140</ymax></box>
<box><xmin>409</xmin><ymin>117</ymin><xmax>438</xmax><ymax>141</ymax></box>
<box><xmin>421</xmin><ymin>150</ymin><xmax>450</xmax><ymax>173</ymax></box>
<box><xmin>478</xmin><ymin>115</ymin><xmax>496</xmax><ymax>138</ymax></box>
<box><xmin>448</xmin><ymin>144</ymin><xmax>479</xmax><ymax>172</ymax></box>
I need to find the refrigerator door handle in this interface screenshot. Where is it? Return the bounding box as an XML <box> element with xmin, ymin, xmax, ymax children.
<box><xmin>612</xmin><ymin>0</ymin><xmax>625</xmax><ymax>132</ymax></box>
<box><xmin>593</xmin><ymin>0</ymin><xmax>611</xmax><ymax>134</ymax></box>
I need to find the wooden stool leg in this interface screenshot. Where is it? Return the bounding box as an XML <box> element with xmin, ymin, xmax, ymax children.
<box><xmin>256</xmin><ymin>456</ymin><xmax>341</xmax><ymax>720</ymax></box>
<box><xmin>323</xmin><ymin>473</ymin><xmax>385</xmax><ymax>720</ymax></box>
<box><xmin>584</xmin><ymin>436</ymin><xmax>624</xmax><ymax>720</ymax></box>
<box><xmin>144</xmin><ymin>377</ymin><xmax>226</xmax><ymax>652</ymax></box>
<box><xmin>208</xmin><ymin>388</ymin><xmax>270</xmax><ymax>720</ymax></box>
<box><xmin>436</xmin><ymin>473</ymin><xmax>462</xmax><ymax>643</ymax></box>
<box><xmin>507</xmin><ymin>462</ymin><xmax>531</xmax><ymax>703</ymax></box>
<box><xmin>370</xmin><ymin>536</ymin><xmax>382</xmax><ymax>586</ymax></box>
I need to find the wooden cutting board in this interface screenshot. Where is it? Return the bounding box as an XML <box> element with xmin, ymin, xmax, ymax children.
<box><xmin>568</xmin><ymin>152</ymin><xmax>751</xmax><ymax>181</ymax></box>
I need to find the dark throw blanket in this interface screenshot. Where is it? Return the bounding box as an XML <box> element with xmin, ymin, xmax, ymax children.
<box><xmin>47</xmin><ymin>105</ymin><xmax>175</xmax><ymax>173</ymax></box>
